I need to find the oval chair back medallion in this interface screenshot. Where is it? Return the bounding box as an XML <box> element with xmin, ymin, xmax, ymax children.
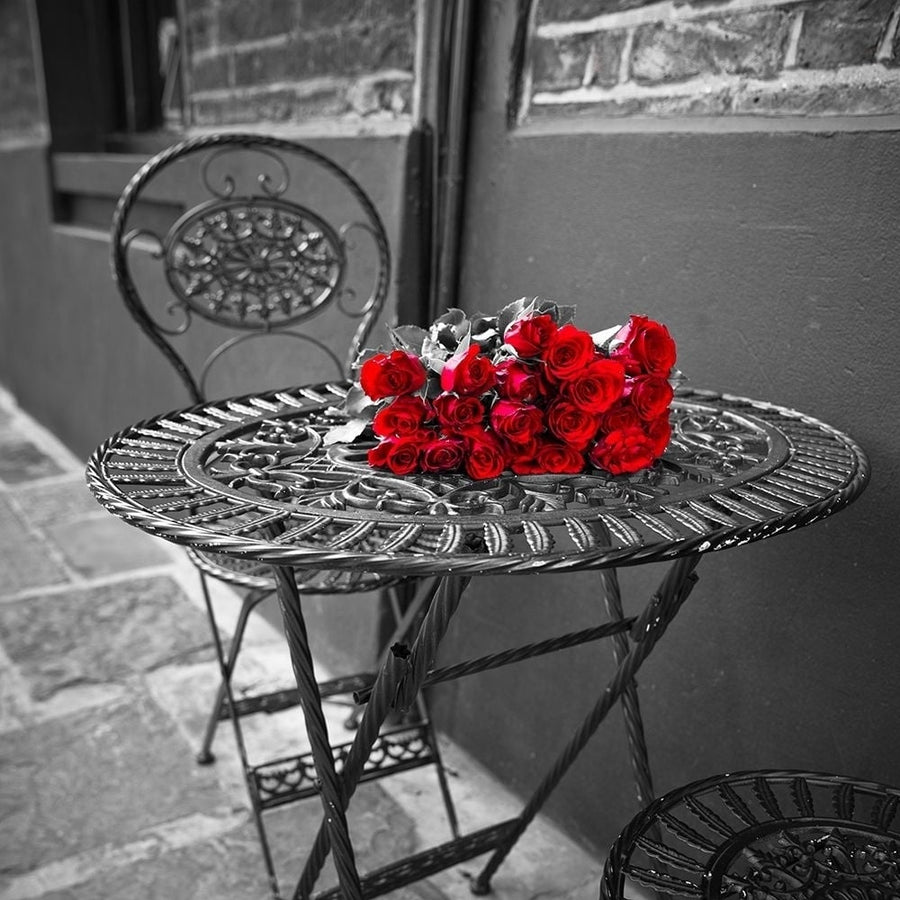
<box><xmin>112</xmin><ymin>135</ymin><xmax>390</xmax><ymax>403</ymax></box>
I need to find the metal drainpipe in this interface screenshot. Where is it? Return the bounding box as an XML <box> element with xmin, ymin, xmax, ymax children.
<box><xmin>428</xmin><ymin>0</ymin><xmax>477</xmax><ymax>322</ymax></box>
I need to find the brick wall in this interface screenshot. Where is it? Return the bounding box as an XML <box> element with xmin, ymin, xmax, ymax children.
<box><xmin>185</xmin><ymin>0</ymin><xmax>416</xmax><ymax>126</ymax></box>
<box><xmin>0</xmin><ymin>0</ymin><xmax>45</xmax><ymax>143</ymax></box>
<box><xmin>525</xmin><ymin>0</ymin><xmax>900</xmax><ymax>119</ymax></box>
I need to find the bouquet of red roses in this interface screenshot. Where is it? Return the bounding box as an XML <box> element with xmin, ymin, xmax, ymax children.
<box><xmin>326</xmin><ymin>298</ymin><xmax>677</xmax><ymax>480</ymax></box>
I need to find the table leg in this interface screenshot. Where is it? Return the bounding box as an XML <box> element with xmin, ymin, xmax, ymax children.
<box><xmin>271</xmin><ymin>565</ymin><xmax>364</xmax><ymax>900</ymax></box>
<box><xmin>598</xmin><ymin>568</ymin><xmax>655</xmax><ymax>807</ymax></box>
<box><xmin>292</xmin><ymin>574</ymin><xmax>470</xmax><ymax>900</ymax></box>
<box><xmin>470</xmin><ymin>553</ymin><xmax>701</xmax><ymax>895</ymax></box>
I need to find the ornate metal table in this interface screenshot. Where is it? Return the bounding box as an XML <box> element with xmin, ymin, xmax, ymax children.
<box><xmin>86</xmin><ymin>382</ymin><xmax>869</xmax><ymax>900</ymax></box>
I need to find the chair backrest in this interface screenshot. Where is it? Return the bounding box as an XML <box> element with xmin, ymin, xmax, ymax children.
<box><xmin>111</xmin><ymin>133</ymin><xmax>391</xmax><ymax>404</ymax></box>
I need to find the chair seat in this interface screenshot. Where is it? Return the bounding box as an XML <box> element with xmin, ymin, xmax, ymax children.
<box><xmin>601</xmin><ymin>769</ymin><xmax>900</xmax><ymax>900</ymax></box>
<box><xmin>186</xmin><ymin>547</ymin><xmax>402</xmax><ymax>593</ymax></box>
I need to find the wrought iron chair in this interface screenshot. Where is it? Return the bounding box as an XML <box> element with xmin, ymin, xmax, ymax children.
<box><xmin>110</xmin><ymin>133</ymin><xmax>457</xmax><ymax>895</ymax></box>
<box><xmin>600</xmin><ymin>769</ymin><xmax>900</xmax><ymax>900</ymax></box>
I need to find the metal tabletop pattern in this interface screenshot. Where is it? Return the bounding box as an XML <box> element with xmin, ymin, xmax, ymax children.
<box><xmin>86</xmin><ymin>383</ymin><xmax>869</xmax><ymax>577</ymax></box>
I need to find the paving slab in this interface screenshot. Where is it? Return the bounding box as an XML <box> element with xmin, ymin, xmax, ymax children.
<box><xmin>0</xmin><ymin>438</ymin><xmax>64</xmax><ymax>484</ymax></box>
<box><xmin>0</xmin><ymin>768</ymin><xmax>438</xmax><ymax>900</ymax></box>
<box><xmin>0</xmin><ymin>494</ymin><xmax>70</xmax><ymax>597</ymax></box>
<box><xmin>9</xmin><ymin>476</ymin><xmax>106</xmax><ymax>528</ymax></box>
<box><xmin>0</xmin><ymin>692</ymin><xmax>231</xmax><ymax>878</ymax></box>
<box><xmin>0</xmin><ymin>576</ymin><xmax>214</xmax><ymax>702</ymax></box>
<box><xmin>43</xmin><ymin>516</ymin><xmax>173</xmax><ymax>579</ymax></box>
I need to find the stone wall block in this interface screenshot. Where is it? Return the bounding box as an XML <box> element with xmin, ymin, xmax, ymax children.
<box><xmin>367</xmin><ymin>0</ymin><xmax>417</xmax><ymax>20</ymax></box>
<box><xmin>233</xmin><ymin>43</ymin><xmax>294</xmax><ymax>86</ymax></box>
<box><xmin>533</xmin><ymin>30</ymin><xmax>625</xmax><ymax>90</ymax></box>
<box><xmin>538</xmin><ymin>0</ymin><xmax>657</xmax><ymax>23</ymax></box>
<box><xmin>183</xmin><ymin>0</ymin><xmax>415</xmax><ymax>125</ymax></box>
<box><xmin>217</xmin><ymin>0</ymin><xmax>298</xmax><ymax>45</ymax></box>
<box><xmin>796</xmin><ymin>0</ymin><xmax>896</xmax><ymax>69</ymax></box>
<box><xmin>302</xmin><ymin>0</ymin><xmax>369</xmax><ymax>29</ymax></box>
<box><xmin>347</xmin><ymin>74</ymin><xmax>413</xmax><ymax>115</ymax></box>
<box><xmin>349</xmin><ymin>19</ymin><xmax>417</xmax><ymax>73</ymax></box>
<box><xmin>191</xmin><ymin>52</ymin><xmax>232</xmax><ymax>92</ymax></box>
<box><xmin>732</xmin><ymin>77</ymin><xmax>900</xmax><ymax>114</ymax></box>
<box><xmin>185</xmin><ymin>6</ymin><xmax>218</xmax><ymax>53</ymax></box>
<box><xmin>631</xmin><ymin>11</ymin><xmax>793</xmax><ymax>85</ymax></box>
<box><xmin>532</xmin><ymin>34</ymin><xmax>595</xmax><ymax>90</ymax></box>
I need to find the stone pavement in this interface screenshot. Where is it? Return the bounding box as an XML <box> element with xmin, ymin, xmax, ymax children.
<box><xmin>0</xmin><ymin>388</ymin><xmax>602</xmax><ymax>900</ymax></box>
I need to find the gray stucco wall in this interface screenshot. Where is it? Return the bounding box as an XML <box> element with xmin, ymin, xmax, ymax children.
<box><xmin>431</xmin><ymin>1</ymin><xmax>900</xmax><ymax>854</ymax></box>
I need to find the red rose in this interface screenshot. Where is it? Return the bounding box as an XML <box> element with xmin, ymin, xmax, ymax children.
<box><xmin>589</xmin><ymin>426</ymin><xmax>658</xmax><ymax>475</ymax></box>
<box><xmin>440</xmin><ymin>345</ymin><xmax>496</xmax><ymax>395</ymax></box>
<box><xmin>383</xmin><ymin>434</ymin><xmax>427</xmax><ymax>475</ymax></box>
<box><xmin>367</xmin><ymin>440</ymin><xmax>391</xmax><ymax>468</ymax></box>
<box><xmin>646</xmin><ymin>414</ymin><xmax>672</xmax><ymax>457</ymax></box>
<box><xmin>536</xmin><ymin>440</ymin><xmax>586</xmax><ymax>474</ymax></box>
<box><xmin>609</xmin><ymin>315</ymin><xmax>676</xmax><ymax>377</ymax></box>
<box><xmin>421</xmin><ymin>437</ymin><xmax>465</xmax><ymax>473</ymax></box>
<box><xmin>543</xmin><ymin>324</ymin><xmax>597</xmax><ymax>383</ymax></box>
<box><xmin>372</xmin><ymin>395</ymin><xmax>429</xmax><ymax>437</ymax></box>
<box><xmin>565</xmin><ymin>358</ymin><xmax>626</xmax><ymax>413</ymax></box>
<box><xmin>600</xmin><ymin>401</ymin><xmax>641</xmax><ymax>433</ymax></box>
<box><xmin>432</xmin><ymin>392</ymin><xmax>485</xmax><ymax>433</ymax></box>
<box><xmin>464</xmin><ymin>431</ymin><xmax>507</xmax><ymax>480</ymax></box>
<box><xmin>504</xmin><ymin>313</ymin><xmax>558</xmax><ymax>358</ymax></box>
<box><xmin>495</xmin><ymin>358</ymin><xmax>546</xmax><ymax>403</ymax></box>
<box><xmin>508</xmin><ymin>438</ymin><xmax>542</xmax><ymax>474</ymax></box>
<box><xmin>490</xmin><ymin>400</ymin><xmax>544</xmax><ymax>445</ymax></box>
<box><xmin>360</xmin><ymin>350</ymin><xmax>427</xmax><ymax>400</ymax></box>
<box><xmin>547</xmin><ymin>399</ymin><xmax>601</xmax><ymax>450</ymax></box>
<box><xmin>625</xmin><ymin>375</ymin><xmax>674</xmax><ymax>421</ymax></box>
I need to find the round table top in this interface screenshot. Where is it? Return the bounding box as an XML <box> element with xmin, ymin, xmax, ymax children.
<box><xmin>86</xmin><ymin>383</ymin><xmax>869</xmax><ymax>577</ymax></box>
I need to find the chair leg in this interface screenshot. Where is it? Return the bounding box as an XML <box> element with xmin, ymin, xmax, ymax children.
<box><xmin>197</xmin><ymin>569</ymin><xmax>282</xmax><ymax>898</ymax></box>
<box><xmin>196</xmin><ymin>572</ymin><xmax>271</xmax><ymax>765</ymax></box>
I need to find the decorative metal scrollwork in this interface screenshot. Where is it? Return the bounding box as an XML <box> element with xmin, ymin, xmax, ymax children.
<box><xmin>724</xmin><ymin>827</ymin><xmax>900</xmax><ymax>900</ymax></box>
<box><xmin>198</xmin><ymin>401</ymin><xmax>781</xmax><ymax>517</ymax></box>
<box><xmin>163</xmin><ymin>199</ymin><xmax>345</xmax><ymax>329</ymax></box>
<box><xmin>602</xmin><ymin>772</ymin><xmax>899</xmax><ymax>900</ymax></box>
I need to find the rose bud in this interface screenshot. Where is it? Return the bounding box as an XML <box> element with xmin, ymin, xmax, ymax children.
<box><xmin>547</xmin><ymin>399</ymin><xmax>602</xmax><ymax>451</ymax></box>
<box><xmin>565</xmin><ymin>358</ymin><xmax>626</xmax><ymax>414</ymax></box>
<box><xmin>360</xmin><ymin>350</ymin><xmax>427</xmax><ymax>400</ymax></box>
<box><xmin>589</xmin><ymin>426</ymin><xmax>658</xmax><ymax>475</ymax></box>
<box><xmin>495</xmin><ymin>358</ymin><xmax>546</xmax><ymax>403</ymax></box>
<box><xmin>421</xmin><ymin>437</ymin><xmax>465</xmax><ymax>473</ymax></box>
<box><xmin>543</xmin><ymin>324</ymin><xmax>597</xmax><ymax>383</ymax></box>
<box><xmin>625</xmin><ymin>375</ymin><xmax>674</xmax><ymax>421</ymax></box>
<box><xmin>440</xmin><ymin>344</ymin><xmax>496</xmax><ymax>395</ymax></box>
<box><xmin>504</xmin><ymin>313</ymin><xmax>558</xmax><ymax>358</ymax></box>
<box><xmin>372</xmin><ymin>395</ymin><xmax>430</xmax><ymax>437</ymax></box>
<box><xmin>609</xmin><ymin>315</ymin><xmax>676</xmax><ymax>377</ymax></box>
<box><xmin>432</xmin><ymin>392</ymin><xmax>485</xmax><ymax>433</ymax></box>
<box><xmin>490</xmin><ymin>400</ymin><xmax>544</xmax><ymax>445</ymax></box>
<box><xmin>464</xmin><ymin>430</ymin><xmax>508</xmax><ymax>480</ymax></box>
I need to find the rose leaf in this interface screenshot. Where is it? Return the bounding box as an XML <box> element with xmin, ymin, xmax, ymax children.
<box><xmin>323</xmin><ymin>417</ymin><xmax>370</xmax><ymax>446</ymax></box>
<box><xmin>497</xmin><ymin>297</ymin><xmax>530</xmax><ymax>334</ymax></box>
<box><xmin>389</xmin><ymin>324</ymin><xmax>429</xmax><ymax>354</ymax></box>
<box><xmin>344</xmin><ymin>384</ymin><xmax>377</xmax><ymax>416</ymax></box>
